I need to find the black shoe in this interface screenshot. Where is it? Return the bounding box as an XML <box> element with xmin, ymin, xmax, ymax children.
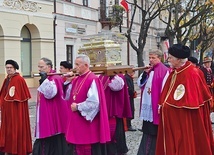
<box><xmin>211</xmin><ymin>121</ymin><xmax>214</xmax><ymax>124</ymax></box>
<box><xmin>128</xmin><ymin>126</ymin><xmax>137</xmax><ymax>131</ymax></box>
<box><xmin>138</xmin><ymin>128</ymin><xmax>143</xmax><ymax>132</ymax></box>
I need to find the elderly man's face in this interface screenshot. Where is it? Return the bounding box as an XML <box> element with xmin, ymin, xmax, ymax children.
<box><xmin>5</xmin><ymin>64</ymin><xmax>16</xmax><ymax>76</ymax></box>
<box><xmin>149</xmin><ymin>54</ymin><xmax>161</xmax><ymax>66</ymax></box>
<box><xmin>74</xmin><ymin>58</ymin><xmax>88</xmax><ymax>75</ymax></box>
<box><xmin>38</xmin><ymin>60</ymin><xmax>51</xmax><ymax>73</ymax></box>
<box><xmin>168</xmin><ymin>54</ymin><xmax>181</xmax><ymax>68</ymax></box>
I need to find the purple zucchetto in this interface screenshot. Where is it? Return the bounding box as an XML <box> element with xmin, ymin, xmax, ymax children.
<box><xmin>168</xmin><ymin>44</ymin><xmax>190</xmax><ymax>59</ymax></box>
<box><xmin>5</xmin><ymin>59</ymin><xmax>19</xmax><ymax>70</ymax></box>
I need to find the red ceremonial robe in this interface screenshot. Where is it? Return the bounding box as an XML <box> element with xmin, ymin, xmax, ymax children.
<box><xmin>0</xmin><ymin>73</ymin><xmax>32</xmax><ymax>155</ymax></box>
<box><xmin>156</xmin><ymin>61</ymin><xmax>214</xmax><ymax>155</ymax></box>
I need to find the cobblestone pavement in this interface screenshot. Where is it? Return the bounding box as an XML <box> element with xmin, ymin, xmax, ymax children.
<box><xmin>28</xmin><ymin>86</ymin><xmax>214</xmax><ymax>155</ymax></box>
<box><xmin>29</xmin><ymin>104</ymin><xmax>36</xmax><ymax>144</ymax></box>
<box><xmin>125</xmin><ymin>96</ymin><xmax>142</xmax><ymax>155</ymax></box>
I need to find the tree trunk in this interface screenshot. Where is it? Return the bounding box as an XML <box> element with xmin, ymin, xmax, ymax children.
<box><xmin>137</xmin><ymin>51</ymin><xmax>145</xmax><ymax>75</ymax></box>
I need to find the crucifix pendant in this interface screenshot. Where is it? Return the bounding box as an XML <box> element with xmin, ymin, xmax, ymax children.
<box><xmin>73</xmin><ymin>95</ymin><xmax>76</xmax><ymax>101</ymax></box>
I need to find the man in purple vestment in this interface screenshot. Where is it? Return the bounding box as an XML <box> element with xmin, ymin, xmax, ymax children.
<box><xmin>137</xmin><ymin>49</ymin><xmax>170</xmax><ymax>155</ymax></box>
<box><xmin>33</xmin><ymin>57</ymin><xmax>69</xmax><ymax>155</ymax></box>
<box><xmin>99</xmin><ymin>74</ymin><xmax>132</xmax><ymax>155</ymax></box>
<box><xmin>65</xmin><ymin>54</ymin><xmax>110</xmax><ymax>155</ymax></box>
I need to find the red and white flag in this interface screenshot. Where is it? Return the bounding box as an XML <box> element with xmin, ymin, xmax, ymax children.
<box><xmin>164</xmin><ymin>40</ymin><xmax>169</xmax><ymax>49</ymax></box>
<box><xmin>120</xmin><ymin>0</ymin><xmax>129</xmax><ymax>12</ymax></box>
<box><xmin>163</xmin><ymin>40</ymin><xmax>170</xmax><ymax>61</ymax></box>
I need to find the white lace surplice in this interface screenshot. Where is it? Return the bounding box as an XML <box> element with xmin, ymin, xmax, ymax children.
<box><xmin>37</xmin><ymin>79</ymin><xmax>57</xmax><ymax>99</ymax></box>
<box><xmin>108</xmin><ymin>75</ymin><xmax>124</xmax><ymax>91</ymax></box>
<box><xmin>140</xmin><ymin>71</ymin><xmax>154</xmax><ymax>122</ymax></box>
<box><xmin>77</xmin><ymin>80</ymin><xmax>100</xmax><ymax>122</ymax></box>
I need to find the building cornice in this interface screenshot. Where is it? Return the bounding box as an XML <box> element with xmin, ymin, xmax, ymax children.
<box><xmin>57</xmin><ymin>0</ymin><xmax>98</xmax><ymax>11</ymax></box>
<box><xmin>55</xmin><ymin>13</ymin><xmax>98</xmax><ymax>26</ymax></box>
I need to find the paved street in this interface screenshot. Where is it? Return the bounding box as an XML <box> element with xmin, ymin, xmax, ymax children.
<box><xmin>28</xmin><ymin>85</ymin><xmax>214</xmax><ymax>154</ymax></box>
<box><xmin>124</xmin><ymin>95</ymin><xmax>143</xmax><ymax>155</ymax></box>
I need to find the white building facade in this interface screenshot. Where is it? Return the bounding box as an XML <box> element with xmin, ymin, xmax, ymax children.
<box><xmin>0</xmin><ymin>0</ymin><xmax>167</xmax><ymax>87</ymax></box>
<box><xmin>0</xmin><ymin>0</ymin><xmax>54</xmax><ymax>87</ymax></box>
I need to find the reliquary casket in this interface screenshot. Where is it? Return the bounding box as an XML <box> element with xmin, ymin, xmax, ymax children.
<box><xmin>78</xmin><ymin>39</ymin><xmax>122</xmax><ymax>66</ymax></box>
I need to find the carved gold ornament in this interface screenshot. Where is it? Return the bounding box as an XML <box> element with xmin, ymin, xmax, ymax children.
<box><xmin>173</xmin><ymin>84</ymin><xmax>185</xmax><ymax>100</ymax></box>
<box><xmin>9</xmin><ymin>86</ymin><xmax>15</xmax><ymax>97</ymax></box>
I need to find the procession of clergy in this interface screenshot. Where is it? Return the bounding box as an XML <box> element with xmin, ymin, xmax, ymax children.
<box><xmin>0</xmin><ymin>43</ymin><xmax>214</xmax><ymax>155</ymax></box>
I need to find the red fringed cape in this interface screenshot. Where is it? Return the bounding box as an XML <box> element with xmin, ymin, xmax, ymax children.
<box><xmin>0</xmin><ymin>73</ymin><xmax>32</xmax><ymax>155</ymax></box>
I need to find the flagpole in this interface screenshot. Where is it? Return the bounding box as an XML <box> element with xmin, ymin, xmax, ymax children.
<box><xmin>120</xmin><ymin>0</ymin><xmax>130</xmax><ymax>65</ymax></box>
<box><xmin>127</xmin><ymin>11</ymin><xmax>130</xmax><ymax>65</ymax></box>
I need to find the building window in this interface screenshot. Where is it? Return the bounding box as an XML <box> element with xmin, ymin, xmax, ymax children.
<box><xmin>83</xmin><ymin>0</ymin><xmax>88</xmax><ymax>6</ymax></box>
<box><xmin>21</xmin><ymin>26</ymin><xmax>31</xmax><ymax>77</ymax></box>
<box><xmin>66</xmin><ymin>45</ymin><xmax>73</xmax><ymax>64</ymax></box>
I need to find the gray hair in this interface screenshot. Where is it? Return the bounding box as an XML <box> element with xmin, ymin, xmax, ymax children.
<box><xmin>180</xmin><ymin>58</ymin><xmax>188</xmax><ymax>63</ymax></box>
<box><xmin>40</xmin><ymin>57</ymin><xmax>53</xmax><ymax>68</ymax></box>
<box><xmin>76</xmin><ymin>54</ymin><xmax>90</xmax><ymax>66</ymax></box>
<box><xmin>149</xmin><ymin>49</ymin><xmax>163</xmax><ymax>58</ymax></box>
<box><xmin>170</xmin><ymin>55</ymin><xmax>188</xmax><ymax>67</ymax></box>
